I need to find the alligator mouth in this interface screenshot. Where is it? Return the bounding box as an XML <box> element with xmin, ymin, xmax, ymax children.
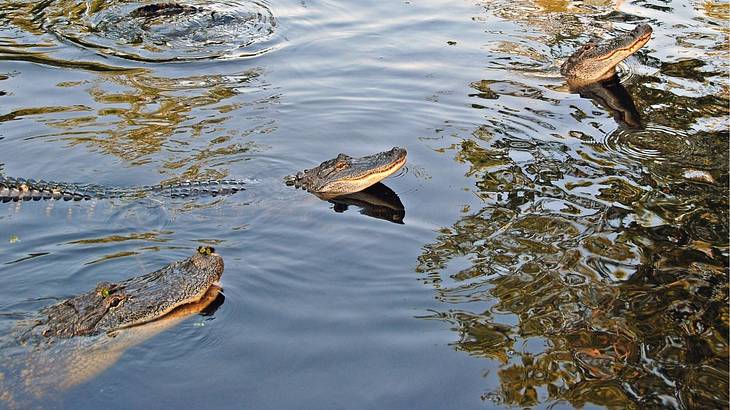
<box><xmin>111</xmin><ymin>284</ymin><xmax>218</xmax><ymax>331</ymax></box>
<box><xmin>113</xmin><ymin>284</ymin><xmax>223</xmax><ymax>333</ymax></box>
<box><xmin>596</xmin><ymin>30</ymin><xmax>652</xmax><ymax>63</ymax></box>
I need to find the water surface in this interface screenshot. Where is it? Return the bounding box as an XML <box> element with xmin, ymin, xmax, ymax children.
<box><xmin>0</xmin><ymin>0</ymin><xmax>727</xmax><ymax>408</ymax></box>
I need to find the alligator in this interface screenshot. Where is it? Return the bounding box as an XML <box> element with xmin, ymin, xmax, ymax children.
<box><xmin>285</xmin><ymin>147</ymin><xmax>407</xmax><ymax>198</ymax></box>
<box><xmin>1</xmin><ymin>247</ymin><xmax>224</xmax><ymax>404</ymax></box>
<box><xmin>561</xmin><ymin>24</ymin><xmax>652</xmax><ymax>88</ymax></box>
<box><xmin>0</xmin><ymin>147</ymin><xmax>408</xmax><ymax>402</ymax></box>
<box><xmin>1</xmin><ymin>147</ymin><xmax>407</xmax><ymax>203</ymax></box>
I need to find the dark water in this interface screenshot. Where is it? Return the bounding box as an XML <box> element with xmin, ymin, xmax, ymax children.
<box><xmin>0</xmin><ymin>0</ymin><xmax>727</xmax><ymax>408</ymax></box>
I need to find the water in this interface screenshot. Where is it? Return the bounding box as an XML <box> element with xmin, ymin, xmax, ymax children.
<box><xmin>0</xmin><ymin>0</ymin><xmax>727</xmax><ymax>408</ymax></box>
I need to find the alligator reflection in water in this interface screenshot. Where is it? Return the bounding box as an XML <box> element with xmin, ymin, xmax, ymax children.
<box><xmin>326</xmin><ymin>183</ymin><xmax>405</xmax><ymax>224</ymax></box>
<box><xmin>572</xmin><ymin>74</ymin><xmax>642</xmax><ymax>129</ymax></box>
<box><xmin>0</xmin><ymin>248</ymin><xmax>225</xmax><ymax>405</ymax></box>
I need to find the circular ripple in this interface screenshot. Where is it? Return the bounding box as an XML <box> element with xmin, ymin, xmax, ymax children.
<box><xmin>41</xmin><ymin>1</ymin><xmax>278</xmax><ymax>62</ymax></box>
<box><xmin>604</xmin><ymin>125</ymin><xmax>684</xmax><ymax>162</ymax></box>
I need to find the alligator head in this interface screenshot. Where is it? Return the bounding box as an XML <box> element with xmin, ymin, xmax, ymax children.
<box><xmin>39</xmin><ymin>247</ymin><xmax>224</xmax><ymax>338</ymax></box>
<box><xmin>561</xmin><ymin>24</ymin><xmax>652</xmax><ymax>87</ymax></box>
<box><xmin>285</xmin><ymin>147</ymin><xmax>407</xmax><ymax>197</ymax></box>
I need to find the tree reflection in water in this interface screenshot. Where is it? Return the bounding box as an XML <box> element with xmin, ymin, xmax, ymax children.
<box><xmin>417</xmin><ymin>128</ymin><xmax>727</xmax><ymax>407</ymax></box>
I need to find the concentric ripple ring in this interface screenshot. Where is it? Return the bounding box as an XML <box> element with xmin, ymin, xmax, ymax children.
<box><xmin>40</xmin><ymin>1</ymin><xmax>278</xmax><ymax>62</ymax></box>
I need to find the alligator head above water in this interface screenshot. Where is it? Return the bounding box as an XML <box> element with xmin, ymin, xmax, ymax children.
<box><xmin>33</xmin><ymin>246</ymin><xmax>224</xmax><ymax>339</ymax></box>
<box><xmin>285</xmin><ymin>147</ymin><xmax>407</xmax><ymax>197</ymax></box>
<box><xmin>561</xmin><ymin>24</ymin><xmax>652</xmax><ymax>88</ymax></box>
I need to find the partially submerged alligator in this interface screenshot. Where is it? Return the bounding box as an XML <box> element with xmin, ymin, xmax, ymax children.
<box><xmin>0</xmin><ymin>177</ymin><xmax>248</xmax><ymax>202</ymax></box>
<box><xmin>1</xmin><ymin>247</ymin><xmax>224</xmax><ymax>403</ymax></box>
<box><xmin>24</xmin><ymin>246</ymin><xmax>224</xmax><ymax>339</ymax></box>
<box><xmin>1</xmin><ymin>147</ymin><xmax>407</xmax><ymax>202</ymax></box>
<box><xmin>128</xmin><ymin>3</ymin><xmax>202</xmax><ymax>19</ymax></box>
<box><xmin>561</xmin><ymin>24</ymin><xmax>652</xmax><ymax>88</ymax></box>
<box><xmin>0</xmin><ymin>148</ymin><xmax>408</xmax><ymax>402</ymax></box>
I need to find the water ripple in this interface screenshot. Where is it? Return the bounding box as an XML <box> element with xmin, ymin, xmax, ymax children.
<box><xmin>39</xmin><ymin>0</ymin><xmax>279</xmax><ymax>62</ymax></box>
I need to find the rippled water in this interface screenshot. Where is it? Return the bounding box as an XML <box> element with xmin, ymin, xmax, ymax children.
<box><xmin>0</xmin><ymin>0</ymin><xmax>727</xmax><ymax>408</ymax></box>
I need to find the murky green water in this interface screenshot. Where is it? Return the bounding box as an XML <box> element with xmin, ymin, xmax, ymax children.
<box><xmin>0</xmin><ymin>0</ymin><xmax>727</xmax><ymax>408</ymax></box>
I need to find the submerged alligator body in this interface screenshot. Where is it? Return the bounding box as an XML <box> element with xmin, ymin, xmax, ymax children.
<box><xmin>0</xmin><ymin>177</ymin><xmax>248</xmax><ymax>202</ymax></box>
<box><xmin>1</xmin><ymin>248</ymin><xmax>224</xmax><ymax>404</ymax></box>
<box><xmin>561</xmin><ymin>24</ymin><xmax>652</xmax><ymax>87</ymax></box>
<box><xmin>285</xmin><ymin>147</ymin><xmax>407</xmax><ymax>197</ymax></box>
<box><xmin>128</xmin><ymin>3</ymin><xmax>202</xmax><ymax>19</ymax></box>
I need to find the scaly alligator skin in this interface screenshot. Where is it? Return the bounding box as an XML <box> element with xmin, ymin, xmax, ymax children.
<box><xmin>0</xmin><ymin>176</ymin><xmax>248</xmax><ymax>202</ymax></box>
<box><xmin>128</xmin><ymin>3</ymin><xmax>202</xmax><ymax>19</ymax></box>
<box><xmin>285</xmin><ymin>147</ymin><xmax>407</xmax><ymax>197</ymax></box>
<box><xmin>20</xmin><ymin>247</ymin><xmax>223</xmax><ymax>340</ymax></box>
<box><xmin>561</xmin><ymin>24</ymin><xmax>652</xmax><ymax>87</ymax></box>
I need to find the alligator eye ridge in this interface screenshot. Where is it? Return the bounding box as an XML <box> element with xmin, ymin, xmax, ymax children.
<box><xmin>39</xmin><ymin>0</ymin><xmax>279</xmax><ymax>62</ymax></box>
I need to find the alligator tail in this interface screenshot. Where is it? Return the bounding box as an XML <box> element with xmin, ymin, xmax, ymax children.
<box><xmin>0</xmin><ymin>177</ymin><xmax>248</xmax><ymax>203</ymax></box>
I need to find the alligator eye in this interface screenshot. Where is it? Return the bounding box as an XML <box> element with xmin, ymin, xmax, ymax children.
<box><xmin>108</xmin><ymin>296</ymin><xmax>124</xmax><ymax>308</ymax></box>
<box><xmin>583</xmin><ymin>43</ymin><xmax>594</xmax><ymax>50</ymax></box>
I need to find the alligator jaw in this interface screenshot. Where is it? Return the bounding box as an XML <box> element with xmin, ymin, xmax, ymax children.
<box><xmin>100</xmin><ymin>248</ymin><xmax>224</xmax><ymax>333</ymax></box>
<box><xmin>316</xmin><ymin>151</ymin><xmax>407</xmax><ymax>196</ymax></box>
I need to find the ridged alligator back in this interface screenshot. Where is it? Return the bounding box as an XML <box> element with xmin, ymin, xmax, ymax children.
<box><xmin>0</xmin><ymin>177</ymin><xmax>248</xmax><ymax>202</ymax></box>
